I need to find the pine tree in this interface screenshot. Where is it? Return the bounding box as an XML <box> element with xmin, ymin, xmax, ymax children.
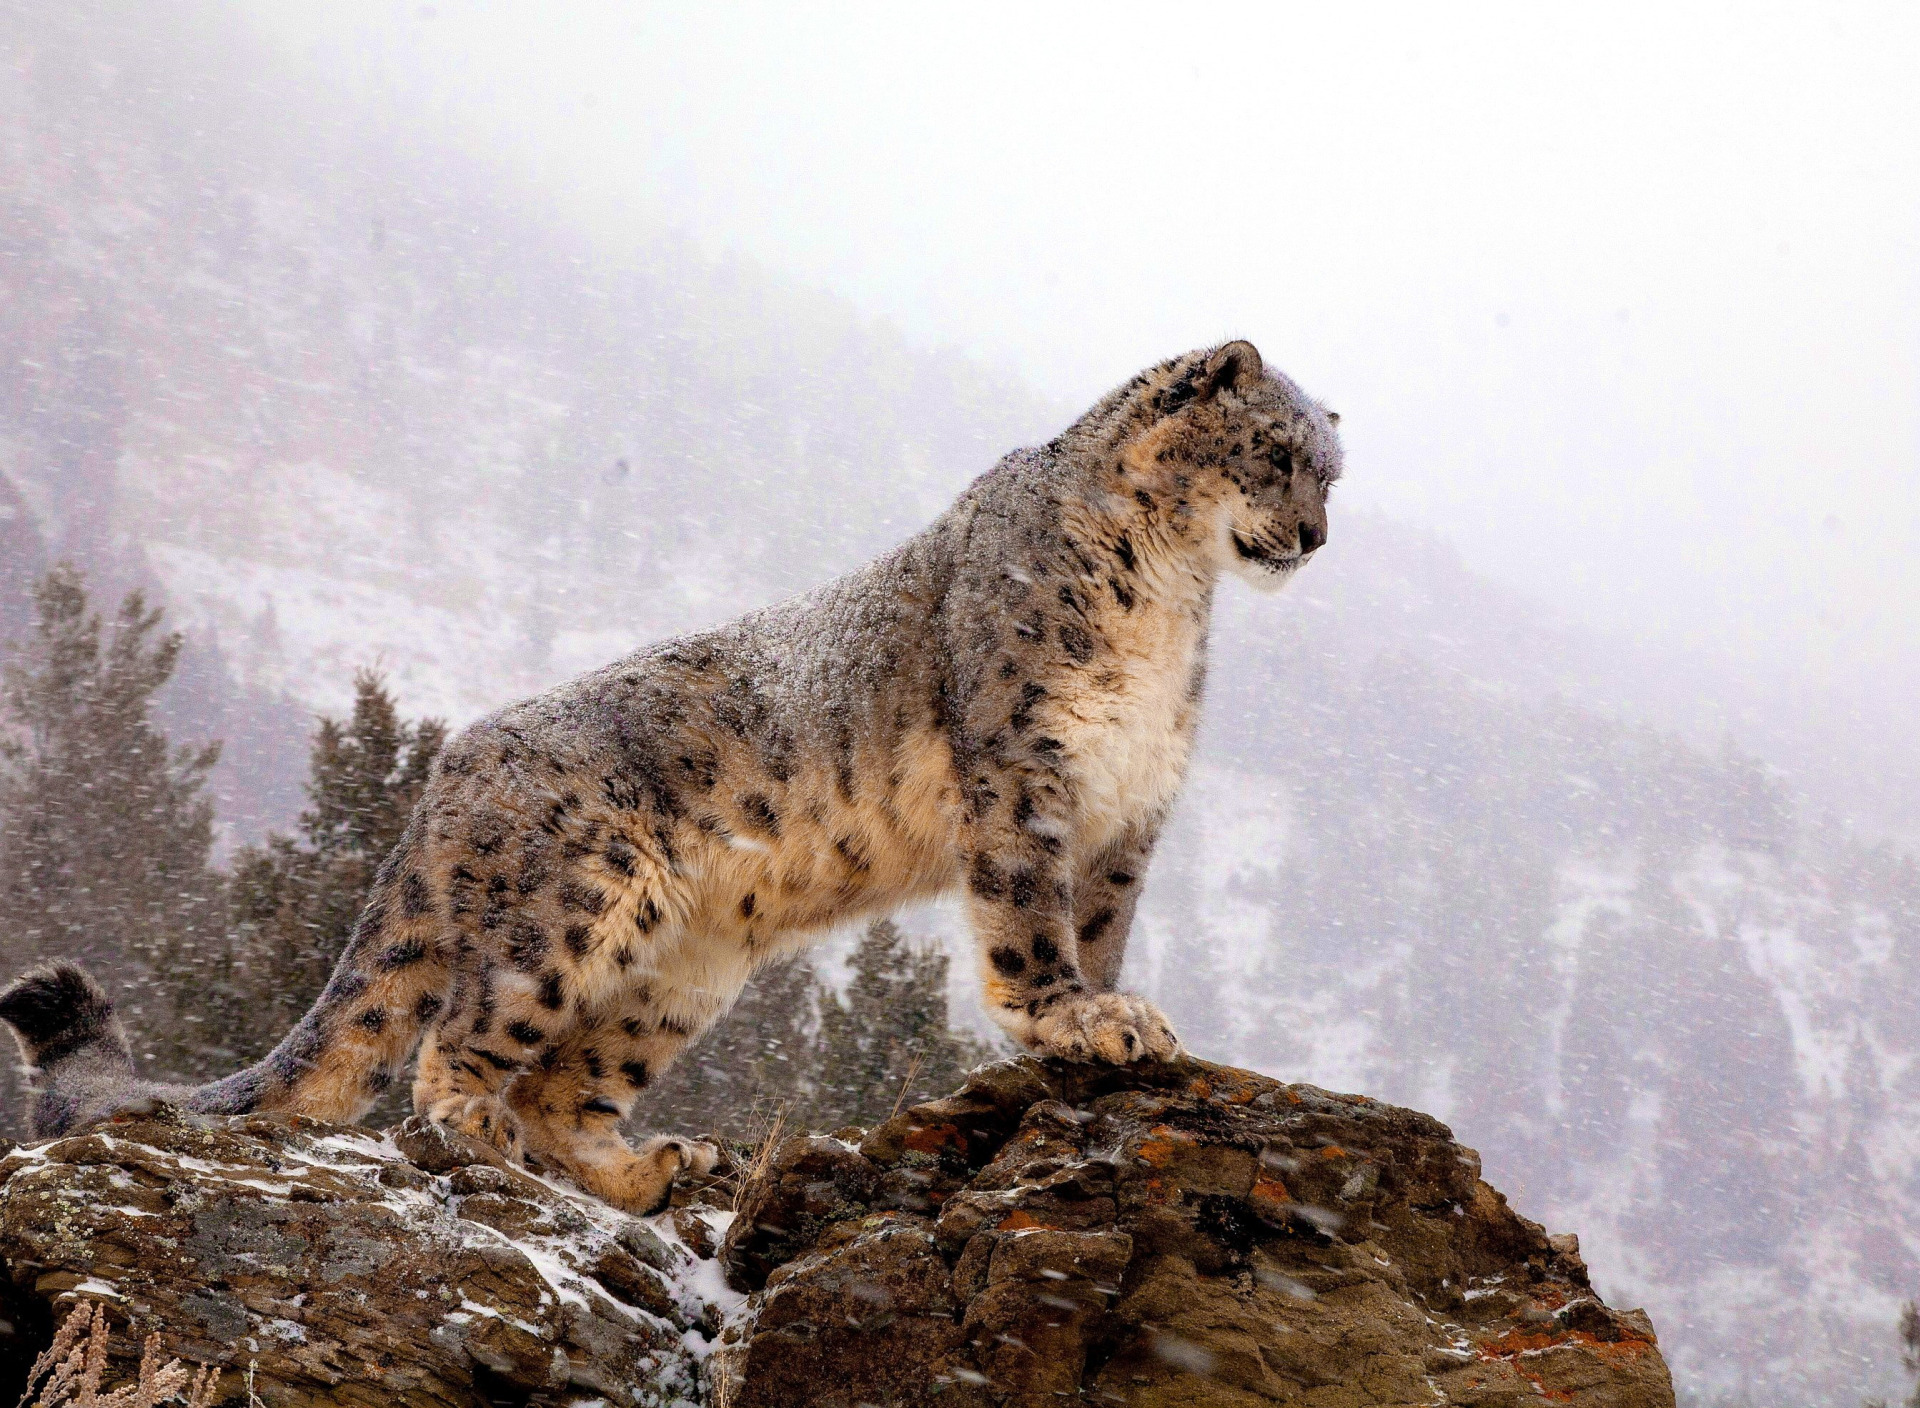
<box><xmin>811</xmin><ymin>918</ymin><xmax>995</xmax><ymax>1129</ymax></box>
<box><xmin>1868</xmin><ymin>1302</ymin><xmax>1920</xmax><ymax>1408</ymax></box>
<box><xmin>644</xmin><ymin>920</ymin><xmax>1000</xmax><ymax>1140</ymax></box>
<box><xmin>215</xmin><ymin>670</ymin><xmax>444</xmax><ymax>1069</ymax></box>
<box><xmin>0</xmin><ymin>564</ymin><xmax>223</xmax><ymax>1068</ymax></box>
<box><xmin>1901</xmin><ymin>1300</ymin><xmax>1919</xmax><ymax>1408</ymax></box>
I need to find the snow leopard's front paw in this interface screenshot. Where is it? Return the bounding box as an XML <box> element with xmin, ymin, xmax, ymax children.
<box><xmin>1024</xmin><ymin>991</ymin><xmax>1181</xmax><ymax>1064</ymax></box>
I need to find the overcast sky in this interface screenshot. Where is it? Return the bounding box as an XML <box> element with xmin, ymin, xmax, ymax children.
<box><xmin>244</xmin><ymin>1</ymin><xmax>1919</xmax><ymax>697</ymax></box>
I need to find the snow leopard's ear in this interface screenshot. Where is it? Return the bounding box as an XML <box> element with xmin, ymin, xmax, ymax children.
<box><xmin>1200</xmin><ymin>340</ymin><xmax>1262</xmax><ymax>399</ymax></box>
<box><xmin>1157</xmin><ymin>340</ymin><xmax>1263</xmax><ymax>416</ymax></box>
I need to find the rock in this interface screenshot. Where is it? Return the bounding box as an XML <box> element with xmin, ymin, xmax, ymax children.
<box><xmin>712</xmin><ymin>1057</ymin><xmax>1676</xmax><ymax>1407</ymax></box>
<box><xmin>0</xmin><ymin>1106</ymin><xmax>734</xmax><ymax>1406</ymax></box>
<box><xmin>0</xmin><ymin>1059</ymin><xmax>1674</xmax><ymax>1406</ymax></box>
<box><xmin>723</xmin><ymin>1135</ymin><xmax>880</xmax><ymax>1290</ymax></box>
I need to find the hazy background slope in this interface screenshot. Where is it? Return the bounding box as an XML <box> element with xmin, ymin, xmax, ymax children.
<box><xmin>0</xmin><ymin>6</ymin><xmax>1914</xmax><ymax>1404</ymax></box>
<box><xmin>1</xmin><ymin>1</ymin><xmax>1054</xmax><ymax>831</ymax></box>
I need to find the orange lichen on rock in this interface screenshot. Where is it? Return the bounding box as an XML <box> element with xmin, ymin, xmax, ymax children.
<box><xmin>1132</xmin><ymin>1124</ymin><xmax>1195</xmax><ymax>1170</ymax></box>
<box><xmin>1248</xmin><ymin>1173</ymin><xmax>1292</xmax><ymax>1219</ymax></box>
<box><xmin>899</xmin><ymin>1121</ymin><xmax>960</xmax><ymax>1155</ymax></box>
<box><xmin>1478</xmin><ymin>1326</ymin><xmax>1663</xmax><ymax>1362</ymax></box>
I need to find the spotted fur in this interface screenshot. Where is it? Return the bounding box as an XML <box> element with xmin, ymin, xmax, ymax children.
<box><xmin>0</xmin><ymin>341</ymin><xmax>1341</xmax><ymax>1212</ymax></box>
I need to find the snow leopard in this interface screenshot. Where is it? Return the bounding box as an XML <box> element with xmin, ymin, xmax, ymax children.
<box><xmin>1</xmin><ymin>340</ymin><xmax>1341</xmax><ymax>1213</ymax></box>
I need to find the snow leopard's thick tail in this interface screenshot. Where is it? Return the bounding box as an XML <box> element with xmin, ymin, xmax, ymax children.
<box><xmin>3</xmin><ymin>819</ymin><xmax>453</xmax><ymax>1137</ymax></box>
<box><xmin>0</xmin><ymin>962</ymin><xmax>163</xmax><ymax>1137</ymax></box>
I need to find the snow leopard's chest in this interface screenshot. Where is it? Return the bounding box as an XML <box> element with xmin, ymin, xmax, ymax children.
<box><xmin>1050</xmin><ymin>602</ymin><xmax>1206</xmax><ymax>847</ymax></box>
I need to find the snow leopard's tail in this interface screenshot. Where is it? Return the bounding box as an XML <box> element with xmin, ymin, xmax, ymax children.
<box><xmin>0</xmin><ymin>963</ymin><xmax>177</xmax><ymax>1137</ymax></box>
<box><xmin>181</xmin><ymin>817</ymin><xmax>453</xmax><ymax>1123</ymax></box>
<box><xmin>3</xmin><ymin>819</ymin><xmax>453</xmax><ymax>1139</ymax></box>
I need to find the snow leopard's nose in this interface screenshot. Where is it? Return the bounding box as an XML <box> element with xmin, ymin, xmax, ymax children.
<box><xmin>1297</xmin><ymin>519</ymin><xmax>1325</xmax><ymax>554</ymax></box>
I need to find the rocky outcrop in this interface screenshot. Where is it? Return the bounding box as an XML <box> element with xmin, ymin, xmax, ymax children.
<box><xmin>712</xmin><ymin>1058</ymin><xmax>1675</xmax><ymax>1407</ymax></box>
<box><xmin>0</xmin><ymin>1111</ymin><xmax>732</xmax><ymax>1406</ymax></box>
<box><xmin>0</xmin><ymin>1058</ymin><xmax>1674</xmax><ymax>1406</ymax></box>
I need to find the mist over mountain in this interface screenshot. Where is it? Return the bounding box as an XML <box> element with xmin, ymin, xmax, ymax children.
<box><xmin>1</xmin><ymin>6</ymin><xmax>1914</xmax><ymax>1404</ymax></box>
<box><xmin>2</xmin><ymin>1</ymin><xmax>1055</xmax><ymax>836</ymax></box>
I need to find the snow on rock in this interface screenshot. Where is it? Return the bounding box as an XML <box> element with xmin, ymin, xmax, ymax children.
<box><xmin>0</xmin><ymin>1105</ymin><xmax>722</xmax><ymax>1407</ymax></box>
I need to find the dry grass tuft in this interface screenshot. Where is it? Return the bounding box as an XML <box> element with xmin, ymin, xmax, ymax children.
<box><xmin>17</xmin><ymin>1302</ymin><xmax>219</xmax><ymax>1408</ymax></box>
<box><xmin>730</xmin><ymin>1100</ymin><xmax>792</xmax><ymax>1215</ymax></box>
<box><xmin>888</xmin><ymin>1047</ymin><xmax>928</xmax><ymax>1121</ymax></box>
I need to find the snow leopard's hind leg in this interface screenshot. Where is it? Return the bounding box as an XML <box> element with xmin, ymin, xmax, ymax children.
<box><xmin>505</xmin><ymin>1008</ymin><xmax>718</xmax><ymax>1214</ymax></box>
<box><xmin>411</xmin><ymin>1014</ymin><xmax>528</xmax><ymax>1162</ymax></box>
<box><xmin>401</xmin><ymin>771</ymin><xmax>719</xmax><ymax>1210</ymax></box>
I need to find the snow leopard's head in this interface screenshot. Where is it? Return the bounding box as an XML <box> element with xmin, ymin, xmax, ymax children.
<box><xmin>1174</xmin><ymin>342</ymin><xmax>1342</xmax><ymax>591</ymax></box>
<box><xmin>1087</xmin><ymin>341</ymin><xmax>1342</xmax><ymax>592</ymax></box>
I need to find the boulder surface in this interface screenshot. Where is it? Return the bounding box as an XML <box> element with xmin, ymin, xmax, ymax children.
<box><xmin>712</xmin><ymin>1057</ymin><xmax>1675</xmax><ymax>1407</ymax></box>
<box><xmin>0</xmin><ymin>1110</ymin><xmax>729</xmax><ymax>1406</ymax></box>
<box><xmin>0</xmin><ymin>1057</ymin><xmax>1674</xmax><ymax>1406</ymax></box>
